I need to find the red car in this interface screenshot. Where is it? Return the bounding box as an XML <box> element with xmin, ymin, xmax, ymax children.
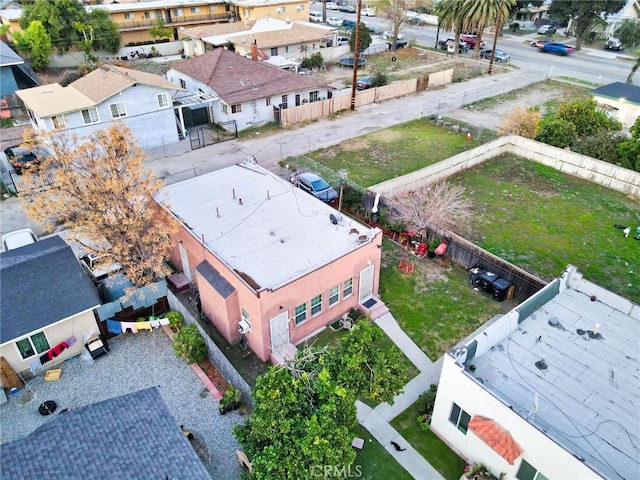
<box><xmin>461</xmin><ymin>34</ymin><xmax>486</xmax><ymax>49</ymax></box>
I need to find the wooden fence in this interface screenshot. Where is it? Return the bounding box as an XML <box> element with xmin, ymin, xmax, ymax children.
<box><xmin>279</xmin><ymin>69</ymin><xmax>453</xmax><ymax>127</ymax></box>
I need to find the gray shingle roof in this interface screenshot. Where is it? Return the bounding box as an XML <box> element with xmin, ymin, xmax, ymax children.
<box><xmin>0</xmin><ymin>387</ymin><xmax>212</xmax><ymax>479</ymax></box>
<box><xmin>591</xmin><ymin>82</ymin><xmax>640</xmax><ymax>105</ymax></box>
<box><xmin>0</xmin><ymin>235</ymin><xmax>101</xmax><ymax>344</ymax></box>
<box><xmin>196</xmin><ymin>260</ymin><xmax>236</xmax><ymax>298</ymax></box>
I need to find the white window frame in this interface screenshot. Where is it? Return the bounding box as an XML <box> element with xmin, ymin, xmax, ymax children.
<box><xmin>231</xmin><ymin>104</ymin><xmax>242</xmax><ymax>114</ymax></box>
<box><xmin>295</xmin><ymin>303</ymin><xmax>307</xmax><ymax>324</ymax></box>
<box><xmin>241</xmin><ymin>308</ymin><xmax>251</xmax><ymax>328</ymax></box>
<box><xmin>179</xmin><ymin>78</ymin><xmax>187</xmax><ymax>89</ymax></box>
<box><xmin>222</xmin><ymin>104</ymin><xmax>228</xmax><ymax>114</ymax></box>
<box><xmin>328</xmin><ymin>285</ymin><xmax>339</xmax><ymax>306</ymax></box>
<box><xmin>15</xmin><ymin>331</ymin><xmax>51</xmax><ymax>360</ymax></box>
<box><xmin>297</xmin><ymin>5</ymin><xmax>305</xmax><ymax>11</ymax></box>
<box><xmin>124</xmin><ymin>12</ymin><xmax>135</xmax><ymax>20</ymax></box>
<box><xmin>277</xmin><ymin>6</ymin><xmax>286</xmax><ymax>13</ymax></box>
<box><xmin>265</xmin><ymin>97</ymin><xmax>271</xmax><ymax>106</ymax></box>
<box><xmin>143</xmin><ymin>11</ymin><xmax>152</xmax><ymax>20</ymax></box>
<box><xmin>173</xmin><ymin>8</ymin><xmax>184</xmax><ymax>17</ymax></box>
<box><xmin>51</xmin><ymin>115</ymin><xmax>66</xmax><ymax>129</ymax></box>
<box><xmin>190</xmin><ymin>7</ymin><xmax>200</xmax><ymax>13</ymax></box>
<box><xmin>449</xmin><ymin>403</ymin><xmax>471</xmax><ymax>434</ymax></box>
<box><xmin>81</xmin><ymin>107</ymin><xmax>100</xmax><ymax>125</ymax></box>
<box><xmin>311</xmin><ymin>294</ymin><xmax>323</xmax><ymax>316</ymax></box>
<box><xmin>109</xmin><ymin>102</ymin><xmax>127</xmax><ymax>119</ymax></box>
<box><xmin>310</xmin><ymin>91</ymin><xmax>319</xmax><ymax>102</ymax></box>
<box><xmin>157</xmin><ymin>92</ymin><xmax>170</xmax><ymax>108</ymax></box>
<box><xmin>516</xmin><ymin>460</ymin><xmax>549</xmax><ymax>480</ymax></box>
<box><xmin>343</xmin><ymin>278</ymin><xmax>353</xmax><ymax>298</ymax></box>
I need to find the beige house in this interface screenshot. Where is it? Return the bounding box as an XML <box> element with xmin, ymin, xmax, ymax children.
<box><xmin>159</xmin><ymin>161</ymin><xmax>385</xmax><ymax>363</ymax></box>
<box><xmin>0</xmin><ymin>236</ymin><xmax>101</xmax><ymax>378</ymax></box>
<box><xmin>591</xmin><ymin>82</ymin><xmax>640</xmax><ymax>129</ymax></box>
<box><xmin>232</xmin><ymin>0</ymin><xmax>309</xmax><ymax>23</ymax></box>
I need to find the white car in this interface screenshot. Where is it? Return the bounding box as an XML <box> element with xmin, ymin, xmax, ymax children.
<box><xmin>327</xmin><ymin>16</ymin><xmax>343</xmax><ymax>27</ymax></box>
<box><xmin>2</xmin><ymin>228</ymin><xmax>37</xmax><ymax>251</ymax></box>
<box><xmin>326</xmin><ymin>2</ymin><xmax>339</xmax><ymax>10</ymax></box>
<box><xmin>361</xmin><ymin>7</ymin><xmax>375</xmax><ymax>16</ymax></box>
<box><xmin>383</xmin><ymin>31</ymin><xmax>405</xmax><ymax>40</ymax></box>
<box><xmin>336</xmin><ymin>36</ymin><xmax>350</xmax><ymax>46</ymax></box>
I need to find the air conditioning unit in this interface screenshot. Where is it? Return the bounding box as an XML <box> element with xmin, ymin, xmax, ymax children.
<box><xmin>239</xmin><ymin>319</ymin><xmax>251</xmax><ymax>334</ymax></box>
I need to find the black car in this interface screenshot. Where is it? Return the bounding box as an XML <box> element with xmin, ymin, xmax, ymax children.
<box><xmin>339</xmin><ymin>5</ymin><xmax>356</xmax><ymax>13</ymax></box>
<box><xmin>438</xmin><ymin>38</ymin><xmax>470</xmax><ymax>53</ymax></box>
<box><xmin>3</xmin><ymin>146</ymin><xmax>40</xmax><ymax>173</ymax></box>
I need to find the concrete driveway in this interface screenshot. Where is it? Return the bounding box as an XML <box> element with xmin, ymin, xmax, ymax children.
<box><xmin>0</xmin><ymin>330</ymin><xmax>244</xmax><ymax>479</ymax></box>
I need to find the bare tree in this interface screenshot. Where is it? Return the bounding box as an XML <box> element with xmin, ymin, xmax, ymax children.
<box><xmin>390</xmin><ymin>180</ymin><xmax>473</xmax><ymax>236</ymax></box>
<box><xmin>22</xmin><ymin>123</ymin><xmax>178</xmax><ymax>290</ymax></box>
<box><xmin>382</xmin><ymin>0</ymin><xmax>408</xmax><ymax>49</ymax></box>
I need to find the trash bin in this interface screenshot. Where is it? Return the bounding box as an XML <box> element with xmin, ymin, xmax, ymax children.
<box><xmin>468</xmin><ymin>266</ymin><xmax>486</xmax><ymax>286</ymax></box>
<box><xmin>492</xmin><ymin>278</ymin><xmax>512</xmax><ymax>301</ymax></box>
<box><xmin>480</xmin><ymin>271</ymin><xmax>499</xmax><ymax>293</ymax></box>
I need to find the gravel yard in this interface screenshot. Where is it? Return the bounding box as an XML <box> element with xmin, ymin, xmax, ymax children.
<box><xmin>0</xmin><ymin>330</ymin><xmax>244</xmax><ymax>479</ymax></box>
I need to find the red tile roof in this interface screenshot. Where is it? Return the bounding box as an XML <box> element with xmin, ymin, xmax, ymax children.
<box><xmin>171</xmin><ymin>49</ymin><xmax>329</xmax><ymax>105</ymax></box>
<box><xmin>468</xmin><ymin>416</ymin><xmax>523</xmax><ymax>465</ymax></box>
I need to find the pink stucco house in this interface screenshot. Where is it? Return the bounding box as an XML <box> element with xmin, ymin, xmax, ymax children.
<box><xmin>159</xmin><ymin>161</ymin><xmax>383</xmax><ymax>363</ymax></box>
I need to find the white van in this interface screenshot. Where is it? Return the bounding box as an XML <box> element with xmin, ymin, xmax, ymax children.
<box><xmin>309</xmin><ymin>12</ymin><xmax>323</xmax><ymax>23</ymax></box>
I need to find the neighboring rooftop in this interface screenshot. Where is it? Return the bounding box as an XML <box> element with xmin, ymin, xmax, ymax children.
<box><xmin>0</xmin><ymin>387</ymin><xmax>212</xmax><ymax>479</ymax></box>
<box><xmin>0</xmin><ymin>40</ymin><xmax>23</xmax><ymax>67</ymax></box>
<box><xmin>160</xmin><ymin>161</ymin><xmax>376</xmax><ymax>291</ymax></box>
<box><xmin>591</xmin><ymin>82</ymin><xmax>640</xmax><ymax>105</ymax></box>
<box><xmin>0</xmin><ymin>235</ymin><xmax>101</xmax><ymax>345</ymax></box>
<box><xmin>467</xmin><ymin>267</ymin><xmax>639</xmax><ymax>479</ymax></box>
<box><xmin>170</xmin><ymin>48</ymin><xmax>329</xmax><ymax>105</ymax></box>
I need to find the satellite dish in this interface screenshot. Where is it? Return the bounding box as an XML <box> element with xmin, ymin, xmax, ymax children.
<box><xmin>330</xmin><ymin>214</ymin><xmax>338</xmax><ymax>225</ymax></box>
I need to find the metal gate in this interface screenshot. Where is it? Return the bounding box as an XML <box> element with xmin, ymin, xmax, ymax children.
<box><xmin>189</xmin><ymin>121</ymin><xmax>238</xmax><ymax>150</ymax></box>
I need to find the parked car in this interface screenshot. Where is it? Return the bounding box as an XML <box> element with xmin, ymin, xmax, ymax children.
<box><xmin>290</xmin><ymin>172</ymin><xmax>338</xmax><ymax>202</ymax></box>
<box><xmin>342</xmin><ymin>18</ymin><xmax>357</xmax><ymax>29</ymax></box>
<box><xmin>356</xmin><ymin>76</ymin><xmax>373</xmax><ymax>90</ymax></box>
<box><xmin>327</xmin><ymin>16</ymin><xmax>343</xmax><ymax>26</ymax></box>
<box><xmin>361</xmin><ymin>7</ymin><xmax>375</xmax><ymax>16</ymax></box>
<box><xmin>604</xmin><ymin>37</ymin><xmax>624</xmax><ymax>51</ymax></box>
<box><xmin>388</xmin><ymin>40</ymin><xmax>408</xmax><ymax>50</ymax></box>
<box><xmin>383</xmin><ymin>31</ymin><xmax>405</xmax><ymax>40</ymax></box>
<box><xmin>326</xmin><ymin>2</ymin><xmax>339</xmax><ymax>10</ymax></box>
<box><xmin>2</xmin><ymin>228</ymin><xmax>37</xmax><ymax>251</ymax></box>
<box><xmin>539</xmin><ymin>42</ymin><xmax>574</xmax><ymax>55</ymax></box>
<box><xmin>336</xmin><ymin>36</ymin><xmax>350</xmax><ymax>46</ymax></box>
<box><xmin>479</xmin><ymin>49</ymin><xmax>510</xmax><ymax>62</ymax></box>
<box><xmin>339</xmin><ymin>5</ymin><xmax>356</xmax><ymax>13</ymax></box>
<box><xmin>438</xmin><ymin>38</ymin><xmax>470</xmax><ymax>53</ymax></box>
<box><xmin>3</xmin><ymin>146</ymin><xmax>40</xmax><ymax>173</ymax></box>
<box><xmin>537</xmin><ymin>24</ymin><xmax>556</xmax><ymax>34</ymax></box>
<box><xmin>309</xmin><ymin>12</ymin><xmax>323</xmax><ymax>23</ymax></box>
<box><xmin>461</xmin><ymin>34</ymin><xmax>486</xmax><ymax>48</ymax></box>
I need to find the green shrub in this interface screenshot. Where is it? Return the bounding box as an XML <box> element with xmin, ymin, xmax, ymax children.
<box><xmin>166</xmin><ymin>311</ymin><xmax>184</xmax><ymax>331</ymax></box>
<box><xmin>417</xmin><ymin>384</ymin><xmax>438</xmax><ymax>416</ymax></box>
<box><xmin>341</xmin><ymin>187</ymin><xmax>364</xmax><ymax>210</ymax></box>
<box><xmin>173</xmin><ymin>324</ymin><xmax>207</xmax><ymax>364</ymax></box>
<box><xmin>370</xmin><ymin>70</ymin><xmax>388</xmax><ymax>88</ymax></box>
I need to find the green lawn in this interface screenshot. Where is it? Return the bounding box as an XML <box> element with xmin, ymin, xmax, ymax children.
<box><xmin>352</xmin><ymin>424</ymin><xmax>413</xmax><ymax>480</ymax></box>
<box><xmin>304</xmin><ymin>119</ymin><xmax>482</xmax><ymax>187</ymax></box>
<box><xmin>449</xmin><ymin>156</ymin><xmax>640</xmax><ymax>303</ymax></box>
<box><xmin>391</xmin><ymin>400</ymin><xmax>466</xmax><ymax>480</ymax></box>
<box><xmin>379</xmin><ymin>239</ymin><xmax>506</xmax><ymax>360</ymax></box>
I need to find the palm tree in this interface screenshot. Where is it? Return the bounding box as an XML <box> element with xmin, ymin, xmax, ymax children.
<box><xmin>434</xmin><ymin>0</ymin><xmax>467</xmax><ymax>55</ymax></box>
<box><xmin>462</xmin><ymin>0</ymin><xmax>515</xmax><ymax>58</ymax></box>
<box><xmin>614</xmin><ymin>18</ymin><xmax>640</xmax><ymax>84</ymax></box>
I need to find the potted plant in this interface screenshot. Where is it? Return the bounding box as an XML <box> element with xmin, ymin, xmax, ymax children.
<box><xmin>219</xmin><ymin>385</ymin><xmax>242</xmax><ymax>414</ymax></box>
<box><xmin>428</xmin><ymin>236</ymin><xmax>442</xmax><ymax>258</ymax></box>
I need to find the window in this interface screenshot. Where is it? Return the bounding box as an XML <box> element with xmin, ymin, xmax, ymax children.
<box><xmin>16</xmin><ymin>332</ymin><xmax>50</xmax><ymax>360</ymax></box>
<box><xmin>329</xmin><ymin>285</ymin><xmax>339</xmax><ymax>306</ymax></box>
<box><xmin>310</xmin><ymin>91</ymin><xmax>319</xmax><ymax>102</ymax></box>
<box><xmin>241</xmin><ymin>308</ymin><xmax>251</xmax><ymax>328</ymax></box>
<box><xmin>449</xmin><ymin>403</ymin><xmax>471</xmax><ymax>434</ymax></box>
<box><xmin>144</xmin><ymin>11</ymin><xmax>152</xmax><ymax>20</ymax></box>
<box><xmin>157</xmin><ymin>93</ymin><xmax>169</xmax><ymax>108</ymax></box>
<box><xmin>81</xmin><ymin>107</ymin><xmax>99</xmax><ymax>125</ymax></box>
<box><xmin>265</xmin><ymin>97</ymin><xmax>271</xmax><ymax>106</ymax></box>
<box><xmin>277</xmin><ymin>6</ymin><xmax>286</xmax><ymax>13</ymax></box>
<box><xmin>210</xmin><ymin>5</ymin><xmax>219</xmax><ymax>12</ymax></box>
<box><xmin>516</xmin><ymin>460</ymin><xmax>549</xmax><ymax>480</ymax></box>
<box><xmin>243</xmin><ymin>8</ymin><xmax>250</xmax><ymax>17</ymax></box>
<box><xmin>311</xmin><ymin>294</ymin><xmax>322</xmax><ymax>316</ymax></box>
<box><xmin>222</xmin><ymin>104</ymin><xmax>228</xmax><ymax>114</ymax></box>
<box><xmin>124</xmin><ymin>12</ymin><xmax>135</xmax><ymax>20</ymax></box>
<box><xmin>285</xmin><ymin>46</ymin><xmax>290</xmax><ymax>53</ymax></box>
<box><xmin>231</xmin><ymin>104</ymin><xmax>242</xmax><ymax>113</ymax></box>
<box><xmin>156</xmin><ymin>11</ymin><xmax>163</xmax><ymax>19</ymax></box>
<box><xmin>295</xmin><ymin>303</ymin><xmax>307</xmax><ymax>324</ymax></box>
<box><xmin>343</xmin><ymin>278</ymin><xmax>353</xmax><ymax>298</ymax></box>
<box><xmin>179</xmin><ymin>78</ymin><xmax>187</xmax><ymax>89</ymax></box>
<box><xmin>281</xmin><ymin>95</ymin><xmax>288</xmax><ymax>109</ymax></box>
<box><xmin>109</xmin><ymin>102</ymin><xmax>127</xmax><ymax>119</ymax></box>
<box><xmin>271</xmin><ymin>47</ymin><xmax>278</xmax><ymax>56</ymax></box>
<box><xmin>51</xmin><ymin>115</ymin><xmax>66</xmax><ymax>129</ymax></box>
<box><xmin>297</xmin><ymin>5</ymin><xmax>305</xmax><ymax>11</ymax></box>
<box><xmin>190</xmin><ymin>7</ymin><xmax>200</xmax><ymax>13</ymax></box>
<box><xmin>173</xmin><ymin>8</ymin><xmax>184</xmax><ymax>17</ymax></box>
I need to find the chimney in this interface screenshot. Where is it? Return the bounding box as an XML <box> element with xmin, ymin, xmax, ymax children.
<box><xmin>250</xmin><ymin>40</ymin><xmax>259</xmax><ymax>61</ymax></box>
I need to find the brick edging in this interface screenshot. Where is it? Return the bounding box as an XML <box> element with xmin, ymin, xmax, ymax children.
<box><xmin>161</xmin><ymin>325</ymin><xmax>223</xmax><ymax>401</ymax></box>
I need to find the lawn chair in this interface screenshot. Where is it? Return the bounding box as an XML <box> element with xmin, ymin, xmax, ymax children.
<box><xmin>339</xmin><ymin>313</ymin><xmax>352</xmax><ymax>330</ymax></box>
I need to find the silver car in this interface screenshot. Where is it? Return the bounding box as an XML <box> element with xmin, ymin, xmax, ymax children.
<box><xmin>290</xmin><ymin>172</ymin><xmax>338</xmax><ymax>203</ymax></box>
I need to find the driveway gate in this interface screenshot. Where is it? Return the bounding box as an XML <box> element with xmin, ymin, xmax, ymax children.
<box><xmin>189</xmin><ymin>121</ymin><xmax>238</xmax><ymax>150</ymax></box>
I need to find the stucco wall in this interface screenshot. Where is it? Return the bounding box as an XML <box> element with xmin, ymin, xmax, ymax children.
<box><xmin>371</xmin><ymin>135</ymin><xmax>640</xmax><ymax>198</ymax></box>
<box><xmin>0</xmin><ymin>309</ymin><xmax>99</xmax><ymax>378</ymax></box>
<box><xmin>431</xmin><ymin>354</ymin><xmax>602</xmax><ymax>480</ymax></box>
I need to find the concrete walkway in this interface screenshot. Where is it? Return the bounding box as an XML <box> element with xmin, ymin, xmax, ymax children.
<box><xmin>354</xmin><ymin>311</ymin><xmax>447</xmax><ymax>479</ymax></box>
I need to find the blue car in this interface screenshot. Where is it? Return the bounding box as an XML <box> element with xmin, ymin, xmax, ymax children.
<box><xmin>539</xmin><ymin>42</ymin><xmax>574</xmax><ymax>55</ymax></box>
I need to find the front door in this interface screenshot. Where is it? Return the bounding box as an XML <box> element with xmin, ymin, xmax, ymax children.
<box><xmin>179</xmin><ymin>243</ymin><xmax>191</xmax><ymax>282</ymax></box>
<box><xmin>295</xmin><ymin>94</ymin><xmax>301</xmax><ymax>106</ymax></box>
<box><xmin>358</xmin><ymin>265</ymin><xmax>374</xmax><ymax>303</ymax></box>
<box><xmin>270</xmin><ymin>312</ymin><xmax>290</xmax><ymax>353</ymax></box>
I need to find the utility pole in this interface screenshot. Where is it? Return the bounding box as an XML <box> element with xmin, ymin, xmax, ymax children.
<box><xmin>488</xmin><ymin>0</ymin><xmax>506</xmax><ymax>75</ymax></box>
<box><xmin>350</xmin><ymin>0</ymin><xmax>364</xmax><ymax>111</ymax></box>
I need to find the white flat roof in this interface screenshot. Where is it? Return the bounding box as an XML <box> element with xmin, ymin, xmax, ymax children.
<box><xmin>160</xmin><ymin>162</ymin><xmax>375</xmax><ymax>291</ymax></box>
<box><xmin>472</xmin><ymin>276</ymin><xmax>639</xmax><ymax>479</ymax></box>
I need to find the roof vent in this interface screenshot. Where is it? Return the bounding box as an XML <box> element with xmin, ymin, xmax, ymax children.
<box><xmin>535</xmin><ymin>358</ymin><xmax>547</xmax><ymax>370</ymax></box>
<box><xmin>330</xmin><ymin>213</ymin><xmax>339</xmax><ymax>225</ymax></box>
